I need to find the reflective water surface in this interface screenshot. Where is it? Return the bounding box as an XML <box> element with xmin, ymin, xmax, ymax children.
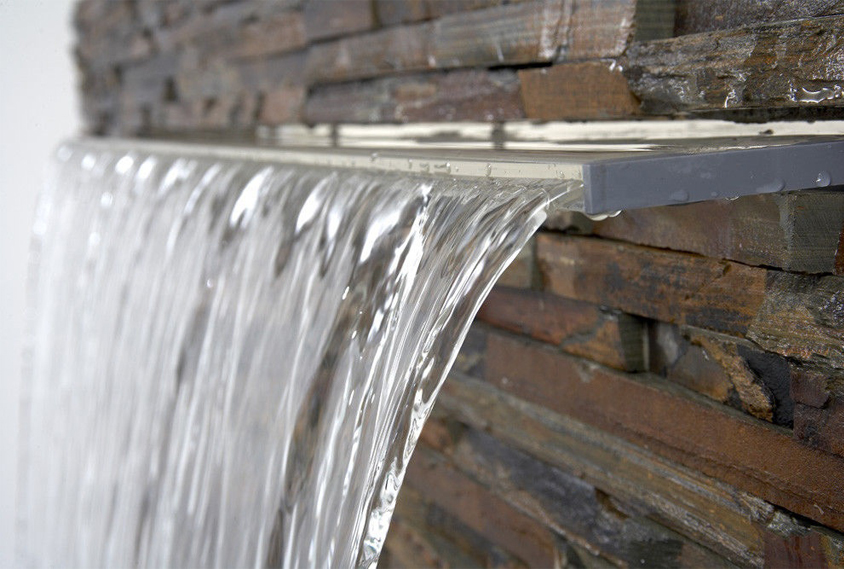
<box><xmin>19</xmin><ymin>141</ymin><xmax>555</xmax><ymax>568</ymax></box>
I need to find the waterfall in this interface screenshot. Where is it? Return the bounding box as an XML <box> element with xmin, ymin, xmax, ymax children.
<box><xmin>18</xmin><ymin>140</ymin><xmax>561</xmax><ymax>568</ymax></box>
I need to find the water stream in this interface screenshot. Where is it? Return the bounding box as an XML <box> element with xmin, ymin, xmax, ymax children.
<box><xmin>19</xmin><ymin>141</ymin><xmax>568</xmax><ymax>568</ymax></box>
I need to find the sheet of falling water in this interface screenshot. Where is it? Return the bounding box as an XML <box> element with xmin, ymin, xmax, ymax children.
<box><xmin>18</xmin><ymin>141</ymin><xmax>562</xmax><ymax>568</ymax></box>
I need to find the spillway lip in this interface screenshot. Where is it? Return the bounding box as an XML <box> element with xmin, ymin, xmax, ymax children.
<box><xmin>75</xmin><ymin>121</ymin><xmax>844</xmax><ymax>214</ymax></box>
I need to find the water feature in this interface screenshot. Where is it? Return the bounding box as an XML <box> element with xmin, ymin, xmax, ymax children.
<box><xmin>18</xmin><ymin>140</ymin><xmax>567</xmax><ymax>568</ymax></box>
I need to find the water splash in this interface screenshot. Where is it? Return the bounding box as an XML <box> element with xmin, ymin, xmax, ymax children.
<box><xmin>19</xmin><ymin>141</ymin><xmax>557</xmax><ymax>568</ymax></box>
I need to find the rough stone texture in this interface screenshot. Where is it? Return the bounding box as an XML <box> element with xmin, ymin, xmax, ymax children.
<box><xmin>591</xmin><ymin>192</ymin><xmax>844</xmax><ymax>275</ymax></box>
<box><xmin>625</xmin><ymin>16</ymin><xmax>844</xmax><ymax>115</ymax></box>
<box><xmin>675</xmin><ymin>0</ymin><xmax>844</xmax><ymax>34</ymax></box>
<box><xmin>386</xmin><ymin>192</ymin><xmax>844</xmax><ymax>567</ymax></box>
<box><xmin>75</xmin><ymin>0</ymin><xmax>844</xmax><ymax>133</ymax></box>
<box><xmin>537</xmin><ymin>235</ymin><xmax>844</xmax><ymax>368</ymax></box>
<box><xmin>519</xmin><ymin>61</ymin><xmax>642</xmax><ymax>121</ymax></box>
<box><xmin>305</xmin><ymin>69</ymin><xmax>525</xmax><ymax>124</ymax></box>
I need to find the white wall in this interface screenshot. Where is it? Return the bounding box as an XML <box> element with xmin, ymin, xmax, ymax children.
<box><xmin>0</xmin><ymin>1</ymin><xmax>79</xmax><ymax>565</ymax></box>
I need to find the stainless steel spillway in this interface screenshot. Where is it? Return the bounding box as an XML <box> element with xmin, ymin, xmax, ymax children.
<box><xmin>89</xmin><ymin>120</ymin><xmax>843</xmax><ymax>215</ymax></box>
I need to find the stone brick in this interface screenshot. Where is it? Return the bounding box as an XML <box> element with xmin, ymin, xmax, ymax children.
<box><xmin>437</xmin><ymin>371</ymin><xmax>844</xmax><ymax>567</ymax></box>
<box><xmin>537</xmin><ymin>234</ymin><xmax>844</xmax><ymax>369</ymax></box>
<box><xmin>477</xmin><ymin>287</ymin><xmax>645</xmax><ymax>371</ymax></box>
<box><xmin>480</xmin><ymin>330</ymin><xmax>844</xmax><ymax>531</ymax></box>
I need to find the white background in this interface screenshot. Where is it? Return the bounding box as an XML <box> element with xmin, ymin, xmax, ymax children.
<box><xmin>0</xmin><ymin>0</ymin><xmax>79</xmax><ymax>565</ymax></box>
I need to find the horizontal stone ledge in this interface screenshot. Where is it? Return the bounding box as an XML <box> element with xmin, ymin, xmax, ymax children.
<box><xmin>476</xmin><ymin>287</ymin><xmax>646</xmax><ymax>372</ymax></box>
<box><xmin>675</xmin><ymin>0</ymin><xmax>844</xmax><ymax>35</ymax></box>
<box><xmin>624</xmin><ymin>15</ymin><xmax>844</xmax><ymax>114</ymax></box>
<box><xmin>415</xmin><ymin>415</ymin><xmax>738</xmax><ymax>567</ymax></box>
<box><xmin>589</xmin><ymin>191</ymin><xmax>844</xmax><ymax>275</ymax></box>
<box><xmin>436</xmin><ymin>371</ymin><xmax>844</xmax><ymax>567</ymax></box>
<box><xmin>470</xmin><ymin>330</ymin><xmax>844</xmax><ymax>532</ymax></box>
<box><xmin>536</xmin><ymin>234</ymin><xmax>844</xmax><ymax>369</ymax></box>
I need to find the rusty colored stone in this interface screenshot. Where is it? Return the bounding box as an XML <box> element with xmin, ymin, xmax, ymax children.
<box><xmin>480</xmin><ymin>331</ymin><xmax>844</xmax><ymax>531</ymax></box>
<box><xmin>438</xmin><ymin>372</ymin><xmax>844</xmax><ymax>567</ymax></box>
<box><xmin>592</xmin><ymin>192</ymin><xmax>844</xmax><ymax>274</ymax></box>
<box><xmin>537</xmin><ymin>235</ymin><xmax>844</xmax><ymax>369</ymax></box>
<box><xmin>259</xmin><ymin>86</ymin><xmax>305</xmax><ymax>124</ymax></box>
<box><xmin>477</xmin><ymin>287</ymin><xmax>645</xmax><ymax>371</ymax></box>
<box><xmin>649</xmin><ymin>323</ymin><xmax>788</xmax><ymax>423</ymax></box>
<box><xmin>676</xmin><ymin>0</ymin><xmax>844</xmax><ymax>34</ymax></box>
<box><xmin>418</xmin><ymin>422</ymin><xmax>736</xmax><ymax>568</ymax></box>
<box><xmin>231</xmin><ymin>11</ymin><xmax>306</xmax><ymax>59</ymax></box>
<box><xmin>305</xmin><ymin>24</ymin><xmax>432</xmax><ymax>85</ymax></box>
<box><xmin>405</xmin><ymin>446</ymin><xmax>563</xmax><ymax>568</ymax></box>
<box><xmin>624</xmin><ymin>16</ymin><xmax>844</xmax><ymax>114</ymax></box>
<box><xmin>794</xmin><ymin>378</ymin><xmax>844</xmax><ymax>458</ymax></box>
<box><xmin>305</xmin><ymin>69</ymin><xmax>524</xmax><ymax>124</ymax></box>
<box><xmin>303</xmin><ymin>0</ymin><xmax>377</xmax><ymax>42</ymax></box>
<box><xmin>519</xmin><ymin>61</ymin><xmax>641</xmax><ymax>121</ymax></box>
<box><xmin>537</xmin><ymin>234</ymin><xmax>768</xmax><ymax>336</ymax></box>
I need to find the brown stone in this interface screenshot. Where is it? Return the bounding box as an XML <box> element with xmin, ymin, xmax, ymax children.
<box><xmin>676</xmin><ymin>0</ymin><xmax>844</xmax><ymax>34</ymax></box>
<box><xmin>650</xmin><ymin>323</ymin><xmax>794</xmax><ymax>425</ymax></box>
<box><xmin>477</xmin><ymin>287</ymin><xmax>645</xmax><ymax>371</ymax></box>
<box><xmin>431</xmin><ymin>1</ymin><xmax>568</xmax><ymax>68</ymax></box>
<box><xmin>519</xmin><ymin>61</ymin><xmax>641</xmax><ymax>121</ymax></box>
<box><xmin>791</xmin><ymin>365</ymin><xmax>835</xmax><ymax>409</ymax></box>
<box><xmin>405</xmin><ymin>446</ymin><xmax>563</xmax><ymax>568</ymax></box>
<box><xmin>748</xmin><ymin>272</ymin><xmax>844</xmax><ymax>369</ymax></box>
<box><xmin>304</xmin><ymin>69</ymin><xmax>524</xmax><ymax>124</ymax></box>
<box><xmin>305</xmin><ymin>24</ymin><xmax>432</xmax><ymax>85</ymax></box>
<box><xmin>624</xmin><ymin>16</ymin><xmax>844</xmax><ymax>114</ymax></box>
<box><xmin>566</xmin><ymin>0</ymin><xmax>636</xmax><ymax>58</ymax></box>
<box><xmin>259</xmin><ymin>86</ymin><xmax>306</xmax><ymax>124</ymax></box>
<box><xmin>387</xmin><ymin>485</ymin><xmax>531</xmax><ymax>568</ymax></box>
<box><xmin>592</xmin><ymin>192</ymin><xmax>844</xmax><ymax>274</ymax></box>
<box><xmin>537</xmin><ymin>234</ymin><xmax>844</xmax><ymax>368</ymax></box>
<box><xmin>537</xmin><ymin>234</ymin><xmax>767</xmax><ymax>335</ymax></box>
<box><xmin>480</xmin><ymin>331</ymin><xmax>844</xmax><ymax>531</ymax></box>
<box><xmin>303</xmin><ymin>0</ymin><xmax>377</xmax><ymax>43</ymax></box>
<box><xmin>418</xmin><ymin>421</ymin><xmax>736</xmax><ymax>567</ymax></box>
<box><xmin>793</xmin><ymin>374</ymin><xmax>844</xmax><ymax>458</ymax></box>
<box><xmin>374</xmin><ymin>0</ymin><xmax>507</xmax><ymax>26</ymax></box>
<box><xmin>494</xmin><ymin>239</ymin><xmax>535</xmax><ymax>289</ymax></box>
<box><xmin>438</xmin><ymin>372</ymin><xmax>844</xmax><ymax>567</ymax></box>
<box><xmin>231</xmin><ymin>12</ymin><xmax>306</xmax><ymax>59</ymax></box>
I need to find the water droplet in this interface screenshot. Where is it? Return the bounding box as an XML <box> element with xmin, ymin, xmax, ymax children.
<box><xmin>100</xmin><ymin>192</ymin><xmax>114</xmax><ymax>209</ymax></box>
<box><xmin>56</xmin><ymin>145</ymin><xmax>72</xmax><ymax>162</ymax></box>
<box><xmin>816</xmin><ymin>171</ymin><xmax>832</xmax><ymax>187</ymax></box>
<box><xmin>485</xmin><ymin>164</ymin><xmax>492</xmax><ymax>177</ymax></box>
<box><xmin>585</xmin><ymin>210</ymin><xmax>622</xmax><ymax>221</ymax></box>
<box><xmin>82</xmin><ymin>154</ymin><xmax>97</xmax><ymax>171</ymax></box>
<box><xmin>116</xmin><ymin>155</ymin><xmax>134</xmax><ymax>175</ymax></box>
<box><xmin>755</xmin><ymin>179</ymin><xmax>785</xmax><ymax>194</ymax></box>
<box><xmin>370</xmin><ymin>152</ymin><xmax>379</xmax><ymax>162</ymax></box>
<box><xmin>669</xmin><ymin>189</ymin><xmax>689</xmax><ymax>203</ymax></box>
